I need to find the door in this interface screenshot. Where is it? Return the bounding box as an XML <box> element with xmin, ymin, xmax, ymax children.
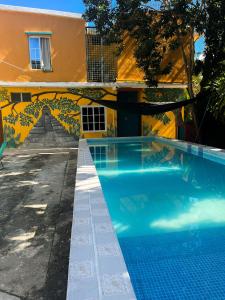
<box><xmin>117</xmin><ymin>91</ymin><xmax>141</xmax><ymax>137</ymax></box>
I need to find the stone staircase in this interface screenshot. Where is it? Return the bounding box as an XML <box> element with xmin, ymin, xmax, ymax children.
<box><xmin>21</xmin><ymin>107</ymin><xmax>78</xmax><ymax>148</ymax></box>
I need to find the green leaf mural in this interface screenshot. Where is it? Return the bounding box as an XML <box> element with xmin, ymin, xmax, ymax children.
<box><xmin>0</xmin><ymin>87</ymin><xmax>117</xmax><ymax>146</ymax></box>
<box><xmin>19</xmin><ymin>113</ymin><xmax>34</xmax><ymax>127</ymax></box>
<box><xmin>153</xmin><ymin>113</ymin><xmax>171</xmax><ymax>125</ymax></box>
<box><xmin>3</xmin><ymin>124</ymin><xmax>21</xmax><ymax>148</ymax></box>
<box><xmin>144</xmin><ymin>88</ymin><xmax>187</xmax><ymax>103</ymax></box>
<box><xmin>103</xmin><ymin>123</ymin><xmax>117</xmax><ymax>138</ymax></box>
<box><xmin>48</xmin><ymin>97</ymin><xmax>80</xmax><ymax>114</ymax></box>
<box><xmin>142</xmin><ymin>123</ymin><xmax>159</xmax><ymax>137</ymax></box>
<box><xmin>3</xmin><ymin>113</ymin><xmax>18</xmax><ymax>125</ymax></box>
<box><xmin>143</xmin><ymin>88</ymin><xmax>188</xmax><ymax>126</ymax></box>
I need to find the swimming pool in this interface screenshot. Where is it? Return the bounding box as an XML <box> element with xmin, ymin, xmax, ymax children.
<box><xmin>88</xmin><ymin>137</ymin><xmax>225</xmax><ymax>299</ymax></box>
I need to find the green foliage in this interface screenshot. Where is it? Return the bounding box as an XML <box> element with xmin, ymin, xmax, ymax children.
<box><xmin>47</xmin><ymin>97</ymin><xmax>81</xmax><ymax>137</ymax></box>
<box><xmin>84</xmin><ymin>0</ymin><xmax>225</xmax><ymax>126</ymax></box>
<box><xmin>84</xmin><ymin>0</ymin><xmax>198</xmax><ymax>86</ymax></box>
<box><xmin>143</xmin><ymin>88</ymin><xmax>186</xmax><ymax>124</ymax></box>
<box><xmin>1</xmin><ymin>89</ymin><xmax>117</xmax><ymax>142</ymax></box>
<box><xmin>142</xmin><ymin>123</ymin><xmax>159</xmax><ymax>137</ymax></box>
<box><xmin>24</xmin><ymin>101</ymin><xmax>45</xmax><ymax>118</ymax></box>
<box><xmin>192</xmin><ymin>74</ymin><xmax>203</xmax><ymax>97</ymax></box>
<box><xmin>3</xmin><ymin>113</ymin><xmax>18</xmax><ymax>125</ymax></box>
<box><xmin>143</xmin><ymin>146</ymin><xmax>173</xmax><ymax>166</ymax></box>
<box><xmin>19</xmin><ymin>113</ymin><xmax>33</xmax><ymax>127</ymax></box>
<box><xmin>3</xmin><ymin>124</ymin><xmax>21</xmax><ymax>148</ymax></box>
<box><xmin>154</xmin><ymin>113</ymin><xmax>171</xmax><ymax>125</ymax></box>
<box><xmin>0</xmin><ymin>88</ymin><xmax>10</xmax><ymax>103</ymax></box>
<box><xmin>48</xmin><ymin>97</ymin><xmax>80</xmax><ymax>114</ymax></box>
<box><xmin>69</xmin><ymin>88</ymin><xmax>108</xmax><ymax>100</ymax></box>
<box><xmin>205</xmin><ymin>74</ymin><xmax>225</xmax><ymax>122</ymax></box>
<box><xmin>68</xmin><ymin>122</ymin><xmax>81</xmax><ymax>137</ymax></box>
<box><xmin>103</xmin><ymin>123</ymin><xmax>117</xmax><ymax>137</ymax></box>
<box><xmin>144</xmin><ymin>88</ymin><xmax>187</xmax><ymax>103</ymax></box>
<box><xmin>58</xmin><ymin>114</ymin><xmax>79</xmax><ymax>126</ymax></box>
<box><xmin>198</xmin><ymin>0</ymin><xmax>225</xmax><ymax>122</ymax></box>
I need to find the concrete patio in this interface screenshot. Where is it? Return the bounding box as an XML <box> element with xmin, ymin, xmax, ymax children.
<box><xmin>0</xmin><ymin>112</ymin><xmax>78</xmax><ymax>300</ymax></box>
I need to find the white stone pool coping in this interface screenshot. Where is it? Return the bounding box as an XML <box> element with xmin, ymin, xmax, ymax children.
<box><xmin>67</xmin><ymin>139</ymin><xmax>136</xmax><ymax>300</ymax></box>
<box><xmin>157</xmin><ymin>137</ymin><xmax>225</xmax><ymax>165</ymax></box>
<box><xmin>67</xmin><ymin>136</ymin><xmax>225</xmax><ymax>300</ymax></box>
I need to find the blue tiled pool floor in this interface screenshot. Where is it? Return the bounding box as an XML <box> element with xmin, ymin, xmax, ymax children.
<box><xmin>119</xmin><ymin>227</ymin><xmax>225</xmax><ymax>299</ymax></box>
<box><xmin>89</xmin><ymin>139</ymin><xmax>225</xmax><ymax>299</ymax></box>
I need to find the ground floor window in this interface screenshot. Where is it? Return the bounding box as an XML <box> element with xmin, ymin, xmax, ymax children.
<box><xmin>81</xmin><ymin>106</ymin><xmax>106</xmax><ymax>132</ymax></box>
<box><xmin>11</xmin><ymin>93</ymin><xmax>32</xmax><ymax>103</ymax></box>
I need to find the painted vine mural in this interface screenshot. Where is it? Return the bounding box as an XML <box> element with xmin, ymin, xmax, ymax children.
<box><xmin>142</xmin><ymin>88</ymin><xmax>187</xmax><ymax>138</ymax></box>
<box><xmin>0</xmin><ymin>88</ymin><xmax>117</xmax><ymax>147</ymax></box>
<box><xmin>0</xmin><ymin>87</ymin><xmax>185</xmax><ymax>147</ymax></box>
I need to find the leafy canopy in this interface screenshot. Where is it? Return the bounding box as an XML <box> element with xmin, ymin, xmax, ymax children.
<box><xmin>84</xmin><ymin>0</ymin><xmax>225</xmax><ymax>122</ymax></box>
<box><xmin>84</xmin><ymin>0</ymin><xmax>199</xmax><ymax>86</ymax></box>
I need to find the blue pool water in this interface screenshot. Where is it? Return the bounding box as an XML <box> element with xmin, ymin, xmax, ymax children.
<box><xmin>89</xmin><ymin>139</ymin><xmax>225</xmax><ymax>299</ymax></box>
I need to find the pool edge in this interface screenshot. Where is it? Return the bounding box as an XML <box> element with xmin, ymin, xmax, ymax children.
<box><xmin>67</xmin><ymin>139</ymin><xmax>137</xmax><ymax>300</ymax></box>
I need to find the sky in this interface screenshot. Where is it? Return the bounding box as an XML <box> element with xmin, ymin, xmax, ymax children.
<box><xmin>0</xmin><ymin>0</ymin><xmax>85</xmax><ymax>13</ymax></box>
<box><xmin>0</xmin><ymin>0</ymin><xmax>205</xmax><ymax>54</ymax></box>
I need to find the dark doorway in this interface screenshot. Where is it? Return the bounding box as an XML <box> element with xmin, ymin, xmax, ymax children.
<box><xmin>117</xmin><ymin>91</ymin><xmax>141</xmax><ymax>137</ymax></box>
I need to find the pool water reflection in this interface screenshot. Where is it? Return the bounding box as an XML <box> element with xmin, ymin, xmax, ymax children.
<box><xmin>89</xmin><ymin>139</ymin><xmax>225</xmax><ymax>299</ymax></box>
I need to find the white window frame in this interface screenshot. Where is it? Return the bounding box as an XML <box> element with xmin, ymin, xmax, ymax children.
<box><xmin>81</xmin><ymin>106</ymin><xmax>107</xmax><ymax>132</ymax></box>
<box><xmin>28</xmin><ymin>36</ymin><xmax>51</xmax><ymax>71</ymax></box>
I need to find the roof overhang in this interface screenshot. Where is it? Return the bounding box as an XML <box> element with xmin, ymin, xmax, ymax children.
<box><xmin>0</xmin><ymin>81</ymin><xmax>188</xmax><ymax>89</ymax></box>
<box><xmin>0</xmin><ymin>4</ymin><xmax>82</xmax><ymax>19</ymax></box>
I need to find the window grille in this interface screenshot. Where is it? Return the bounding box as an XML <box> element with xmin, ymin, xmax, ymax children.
<box><xmin>86</xmin><ymin>27</ymin><xmax>117</xmax><ymax>82</ymax></box>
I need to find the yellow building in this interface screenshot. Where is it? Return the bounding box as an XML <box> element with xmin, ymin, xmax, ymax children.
<box><xmin>0</xmin><ymin>4</ymin><xmax>191</xmax><ymax>146</ymax></box>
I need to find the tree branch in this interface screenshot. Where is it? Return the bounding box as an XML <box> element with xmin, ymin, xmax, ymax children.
<box><xmin>100</xmin><ymin>88</ymin><xmax>117</xmax><ymax>97</ymax></box>
<box><xmin>0</xmin><ymin>102</ymin><xmax>13</xmax><ymax>110</ymax></box>
<box><xmin>32</xmin><ymin>90</ymin><xmax>113</xmax><ymax>107</ymax></box>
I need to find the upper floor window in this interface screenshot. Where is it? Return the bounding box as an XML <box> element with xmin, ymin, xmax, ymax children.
<box><xmin>29</xmin><ymin>37</ymin><xmax>52</xmax><ymax>71</ymax></box>
<box><xmin>11</xmin><ymin>93</ymin><xmax>32</xmax><ymax>103</ymax></box>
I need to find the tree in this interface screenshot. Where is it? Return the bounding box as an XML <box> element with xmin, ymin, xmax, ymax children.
<box><xmin>197</xmin><ymin>0</ymin><xmax>225</xmax><ymax>123</ymax></box>
<box><xmin>84</xmin><ymin>0</ymin><xmax>225</xmax><ymax>145</ymax></box>
<box><xmin>84</xmin><ymin>0</ymin><xmax>200</xmax><ymax>132</ymax></box>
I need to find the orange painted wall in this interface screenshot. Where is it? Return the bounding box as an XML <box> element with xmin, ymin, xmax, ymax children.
<box><xmin>117</xmin><ymin>32</ymin><xmax>191</xmax><ymax>84</ymax></box>
<box><xmin>0</xmin><ymin>10</ymin><xmax>87</xmax><ymax>82</ymax></box>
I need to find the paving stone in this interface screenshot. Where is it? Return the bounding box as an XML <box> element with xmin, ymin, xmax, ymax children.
<box><xmin>0</xmin><ymin>122</ymin><xmax>78</xmax><ymax>299</ymax></box>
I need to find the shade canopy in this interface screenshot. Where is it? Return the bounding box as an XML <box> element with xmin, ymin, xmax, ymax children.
<box><xmin>90</xmin><ymin>98</ymin><xmax>196</xmax><ymax>115</ymax></box>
